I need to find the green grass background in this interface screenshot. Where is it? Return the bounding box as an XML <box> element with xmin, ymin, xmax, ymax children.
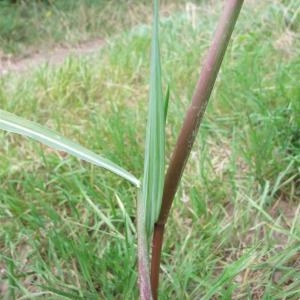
<box><xmin>0</xmin><ymin>0</ymin><xmax>299</xmax><ymax>299</ymax></box>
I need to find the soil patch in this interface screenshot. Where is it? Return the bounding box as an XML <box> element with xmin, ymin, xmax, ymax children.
<box><xmin>0</xmin><ymin>38</ymin><xmax>104</xmax><ymax>76</ymax></box>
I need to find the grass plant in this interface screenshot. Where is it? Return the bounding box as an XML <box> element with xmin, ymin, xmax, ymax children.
<box><xmin>0</xmin><ymin>0</ymin><xmax>299</xmax><ymax>299</ymax></box>
<box><xmin>151</xmin><ymin>1</ymin><xmax>244</xmax><ymax>298</ymax></box>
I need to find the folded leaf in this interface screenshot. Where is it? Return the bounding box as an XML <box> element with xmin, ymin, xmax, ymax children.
<box><xmin>142</xmin><ymin>0</ymin><xmax>165</xmax><ymax>237</ymax></box>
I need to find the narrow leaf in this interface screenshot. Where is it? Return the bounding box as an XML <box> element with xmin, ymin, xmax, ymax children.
<box><xmin>0</xmin><ymin>109</ymin><xmax>140</xmax><ymax>187</ymax></box>
<box><xmin>164</xmin><ymin>85</ymin><xmax>170</xmax><ymax>124</ymax></box>
<box><xmin>142</xmin><ymin>0</ymin><xmax>165</xmax><ymax>237</ymax></box>
<box><xmin>203</xmin><ymin>249</ymin><xmax>257</xmax><ymax>300</ymax></box>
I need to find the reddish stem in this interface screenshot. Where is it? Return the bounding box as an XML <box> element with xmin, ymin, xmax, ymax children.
<box><xmin>150</xmin><ymin>224</ymin><xmax>165</xmax><ymax>300</ymax></box>
<box><xmin>150</xmin><ymin>1</ymin><xmax>244</xmax><ymax>298</ymax></box>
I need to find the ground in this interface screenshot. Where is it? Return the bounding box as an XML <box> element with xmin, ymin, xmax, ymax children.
<box><xmin>0</xmin><ymin>39</ymin><xmax>104</xmax><ymax>76</ymax></box>
<box><xmin>0</xmin><ymin>0</ymin><xmax>299</xmax><ymax>299</ymax></box>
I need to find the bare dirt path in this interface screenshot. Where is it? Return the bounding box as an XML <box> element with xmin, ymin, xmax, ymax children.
<box><xmin>0</xmin><ymin>38</ymin><xmax>104</xmax><ymax>76</ymax></box>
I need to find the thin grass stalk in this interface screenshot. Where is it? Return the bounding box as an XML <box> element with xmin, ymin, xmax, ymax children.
<box><xmin>138</xmin><ymin>0</ymin><xmax>163</xmax><ymax>299</ymax></box>
<box><xmin>150</xmin><ymin>1</ymin><xmax>244</xmax><ymax>298</ymax></box>
<box><xmin>137</xmin><ymin>193</ymin><xmax>153</xmax><ymax>300</ymax></box>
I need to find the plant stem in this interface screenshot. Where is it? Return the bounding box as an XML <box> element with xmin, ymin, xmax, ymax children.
<box><xmin>150</xmin><ymin>0</ymin><xmax>244</xmax><ymax>298</ymax></box>
<box><xmin>150</xmin><ymin>224</ymin><xmax>164</xmax><ymax>300</ymax></box>
<box><xmin>137</xmin><ymin>194</ymin><xmax>153</xmax><ymax>300</ymax></box>
<box><xmin>137</xmin><ymin>0</ymin><xmax>162</xmax><ymax>298</ymax></box>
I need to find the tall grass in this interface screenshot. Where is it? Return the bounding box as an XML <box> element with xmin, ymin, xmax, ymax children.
<box><xmin>150</xmin><ymin>1</ymin><xmax>244</xmax><ymax>298</ymax></box>
<box><xmin>137</xmin><ymin>0</ymin><xmax>166</xmax><ymax>298</ymax></box>
<box><xmin>0</xmin><ymin>0</ymin><xmax>299</xmax><ymax>299</ymax></box>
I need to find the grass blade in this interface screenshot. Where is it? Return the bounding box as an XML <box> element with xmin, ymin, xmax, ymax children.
<box><xmin>164</xmin><ymin>85</ymin><xmax>170</xmax><ymax>124</ymax></box>
<box><xmin>137</xmin><ymin>0</ymin><xmax>164</xmax><ymax>298</ymax></box>
<box><xmin>142</xmin><ymin>0</ymin><xmax>165</xmax><ymax>238</ymax></box>
<box><xmin>203</xmin><ymin>249</ymin><xmax>257</xmax><ymax>300</ymax></box>
<box><xmin>0</xmin><ymin>109</ymin><xmax>139</xmax><ymax>187</ymax></box>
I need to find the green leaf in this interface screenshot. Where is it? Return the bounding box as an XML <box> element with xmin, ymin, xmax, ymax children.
<box><xmin>203</xmin><ymin>249</ymin><xmax>257</xmax><ymax>300</ymax></box>
<box><xmin>164</xmin><ymin>85</ymin><xmax>170</xmax><ymax>124</ymax></box>
<box><xmin>0</xmin><ymin>109</ymin><xmax>140</xmax><ymax>187</ymax></box>
<box><xmin>142</xmin><ymin>0</ymin><xmax>165</xmax><ymax>237</ymax></box>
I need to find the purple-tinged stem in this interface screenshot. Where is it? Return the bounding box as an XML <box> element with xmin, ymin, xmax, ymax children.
<box><xmin>150</xmin><ymin>1</ymin><xmax>244</xmax><ymax>299</ymax></box>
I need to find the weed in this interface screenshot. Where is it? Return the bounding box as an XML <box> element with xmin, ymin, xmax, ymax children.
<box><xmin>0</xmin><ymin>0</ymin><xmax>299</xmax><ymax>299</ymax></box>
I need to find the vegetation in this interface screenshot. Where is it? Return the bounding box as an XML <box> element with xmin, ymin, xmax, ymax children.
<box><xmin>0</xmin><ymin>0</ymin><xmax>181</xmax><ymax>57</ymax></box>
<box><xmin>0</xmin><ymin>0</ymin><xmax>299</xmax><ymax>299</ymax></box>
<box><xmin>149</xmin><ymin>1</ymin><xmax>244</xmax><ymax>299</ymax></box>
